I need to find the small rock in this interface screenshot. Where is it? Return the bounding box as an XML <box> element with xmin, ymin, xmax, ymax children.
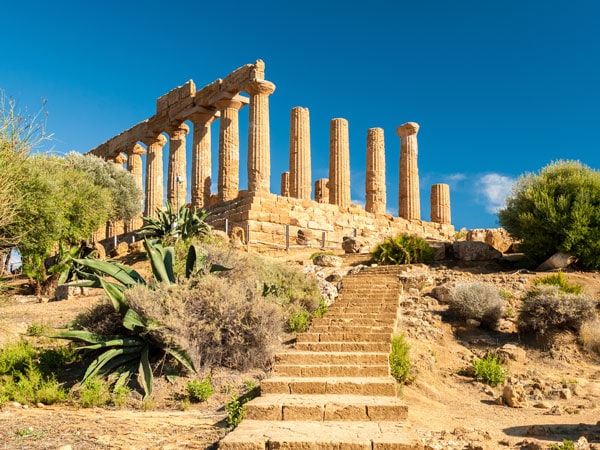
<box><xmin>520</xmin><ymin>438</ymin><xmax>544</xmax><ymax>450</ymax></box>
<box><xmin>533</xmin><ymin>401</ymin><xmax>552</xmax><ymax>409</ymax></box>
<box><xmin>502</xmin><ymin>384</ymin><xmax>527</xmax><ymax>408</ymax></box>
<box><xmin>313</xmin><ymin>254</ymin><xmax>343</xmax><ymax>268</ymax></box>
<box><xmin>560</xmin><ymin>388</ymin><xmax>572</xmax><ymax>400</ymax></box>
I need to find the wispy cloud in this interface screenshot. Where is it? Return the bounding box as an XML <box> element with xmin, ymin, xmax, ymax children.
<box><xmin>476</xmin><ymin>173</ymin><xmax>515</xmax><ymax>214</ymax></box>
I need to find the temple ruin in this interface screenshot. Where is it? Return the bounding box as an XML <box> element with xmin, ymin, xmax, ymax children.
<box><xmin>87</xmin><ymin>60</ymin><xmax>454</xmax><ymax>248</ymax></box>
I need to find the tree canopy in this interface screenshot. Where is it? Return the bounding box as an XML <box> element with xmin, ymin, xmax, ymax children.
<box><xmin>498</xmin><ymin>160</ymin><xmax>600</xmax><ymax>270</ymax></box>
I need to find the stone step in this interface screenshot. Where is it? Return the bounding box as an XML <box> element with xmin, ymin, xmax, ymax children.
<box><xmin>327</xmin><ymin>305</ymin><xmax>397</xmax><ymax>314</ymax></box>
<box><xmin>274</xmin><ymin>351</ymin><xmax>389</xmax><ymax>365</ymax></box>
<box><xmin>297</xmin><ymin>332</ymin><xmax>391</xmax><ymax>343</ymax></box>
<box><xmin>273</xmin><ymin>364</ymin><xmax>389</xmax><ymax>377</ymax></box>
<box><xmin>218</xmin><ymin>420</ymin><xmax>418</xmax><ymax>449</ymax></box>
<box><xmin>294</xmin><ymin>341</ymin><xmax>391</xmax><ymax>353</ymax></box>
<box><xmin>311</xmin><ymin>317</ymin><xmax>396</xmax><ymax>327</ymax></box>
<box><xmin>260</xmin><ymin>376</ymin><xmax>397</xmax><ymax>396</ymax></box>
<box><xmin>244</xmin><ymin>394</ymin><xmax>408</xmax><ymax>421</ymax></box>
<box><xmin>310</xmin><ymin>324</ymin><xmax>394</xmax><ymax>333</ymax></box>
<box><xmin>323</xmin><ymin>312</ymin><xmax>395</xmax><ymax>319</ymax></box>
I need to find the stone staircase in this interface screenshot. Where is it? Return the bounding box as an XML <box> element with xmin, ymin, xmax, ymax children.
<box><xmin>219</xmin><ymin>266</ymin><xmax>419</xmax><ymax>449</ymax></box>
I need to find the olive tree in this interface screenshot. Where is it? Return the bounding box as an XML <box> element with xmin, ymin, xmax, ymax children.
<box><xmin>498</xmin><ymin>160</ymin><xmax>600</xmax><ymax>270</ymax></box>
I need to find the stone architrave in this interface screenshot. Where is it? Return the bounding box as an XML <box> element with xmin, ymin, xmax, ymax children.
<box><xmin>245</xmin><ymin>80</ymin><xmax>276</xmax><ymax>194</ymax></box>
<box><xmin>397</xmin><ymin>122</ymin><xmax>421</xmax><ymax>220</ymax></box>
<box><xmin>142</xmin><ymin>133</ymin><xmax>168</xmax><ymax>218</ymax></box>
<box><xmin>215</xmin><ymin>96</ymin><xmax>245</xmax><ymax>202</ymax></box>
<box><xmin>289</xmin><ymin>106</ymin><xmax>311</xmax><ymax>199</ymax></box>
<box><xmin>329</xmin><ymin>118</ymin><xmax>351</xmax><ymax>208</ymax></box>
<box><xmin>189</xmin><ymin>112</ymin><xmax>217</xmax><ymax>209</ymax></box>
<box><xmin>315</xmin><ymin>178</ymin><xmax>329</xmax><ymax>203</ymax></box>
<box><xmin>365</xmin><ymin>128</ymin><xmax>386</xmax><ymax>214</ymax></box>
<box><xmin>430</xmin><ymin>183</ymin><xmax>451</xmax><ymax>224</ymax></box>
<box><xmin>166</xmin><ymin>123</ymin><xmax>190</xmax><ymax>209</ymax></box>
<box><xmin>125</xmin><ymin>143</ymin><xmax>146</xmax><ymax>231</ymax></box>
<box><xmin>281</xmin><ymin>171</ymin><xmax>290</xmax><ymax>197</ymax></box>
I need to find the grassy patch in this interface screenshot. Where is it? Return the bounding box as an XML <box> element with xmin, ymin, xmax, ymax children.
<box><xmin>389</xmin><ymin>334</ymin><xmax>412</xmax><ymax>384</ymax></box>
<box><xmin>471</xmin><ymin>353</ymin><xmax>507</xmax><ymax>387</ymax></box>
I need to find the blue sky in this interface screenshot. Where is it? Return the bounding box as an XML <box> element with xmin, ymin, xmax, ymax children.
<box><xmin>2</xmin><ymin>0</ymin><xmax>599</xmax><ymax>230</ymax></box>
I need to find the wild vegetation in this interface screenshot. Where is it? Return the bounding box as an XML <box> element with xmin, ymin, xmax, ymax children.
<box><xmin>448</xmin><ymin>282</ymin><xmax>505</xmax><ymax>329</ymax></box>
<box><xmin>371</xmin><ymin>233</ymin><xmax>434</xmax><ymax>265</ymax></box>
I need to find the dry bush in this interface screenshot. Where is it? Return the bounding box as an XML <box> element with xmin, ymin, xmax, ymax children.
<box><xmin>448</xmin><ymin>282</ymin><xmax>505</xmax><ymax>329</ymax></box>
<box><xmin>518</xmin><ymin>285</ymin><xmax>597</xmax><ymax>336</ymax></box>
<box><xmin>74</xmin><ymin>301</ymin><xmax>124</xmax><ymax>335</ymax></box>
<box><xmin>579</xmin><ymin>318</ymin><xmax>600</xmax><ymax>354</ymax></box>
<box><xmin>125</xmin><ymin>276</ymin><xmax>283</xmax><ymax>371</ymax></box>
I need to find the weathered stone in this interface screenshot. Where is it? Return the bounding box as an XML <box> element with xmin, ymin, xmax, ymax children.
<box><xmin>313</xmin><ymin>254</ymin><xmax>343</xmax><ymax>268</ymax></box>
<box><xmin>365</xmin><ymin>128</ymin><xmax>386</xmax><ymax>214</ymax></box>
<box><xmin>536</xmin><ymin>252</ymin><xmax>577</xmax><ymax>271</ymax></box>
<box><xmin>452</xmin><ymin>241</ymin><xmax>502</xmax><ymax>261</ymax></box>
<box><xmin>111</xmin><ymin>242</ymin><xmax>129</xmax><ymax>258</ymax></box>
<box><xmin>190</xmin><ymin>113</ymin><xmax>216</xmax><ymax>209</ymax></box>
<box><xmin>502</xmin><ymin>384</ymin><xmax>527</xmax><ymax>408</ymax></box>
<box><xmin>246</xmin><ymin>80</ymin><xmax>275</xmax><ymax>194</ymax></box>
<box><xmin>342</xmin><ymin>236</ymin><xmax>370</xmax><ymax>254</ymax></box>
<box><xmin>329</xmin><ymin>118</ymin><xmax>351</xmax><ymax>208</ymax></box>
<box><xmin>289</xmin><ymin>106</ymin><xmax>311</xmax><ymax>199</ymax></box>
<box><xmin>92</xmin><ymin>242</ymin><xmax>106</xmax><ymax>260</ymax></box>
<box><xmin>467</xmin><ymin>228</ymin><xmax>514</xmax><ymax>253</ymax></box>
<box><xmin>166</xmin><ymin>122</ymin><xmax>189</xmax><ymax>209</ymax></box>
<box><xmin>430</xmin><ymin>183</ymin><xmax>451</xmax><ymax>224</ymax></box>
<box><xmin>497</xmin><ymin>344</ymin><xmax>526</xmax><ymax>362</ymax></box>
<box><xmin>397</xmin><ymin>122</ymin><xmax>420</xmax><ymax>220</ymax></box>
<box><xmin>142</xmin><ymin>133</ymin><xmax>167</xmax><ymax>218</ymax></box>
<box><xmin>216</xmin><ymin>96</ymin><xmax>246</xmax><ymax>202</ymax></box>
<box><xmin>315</xmin><ymin>178</ymin><xmax>329</xmax><ymax>203</ymax></box>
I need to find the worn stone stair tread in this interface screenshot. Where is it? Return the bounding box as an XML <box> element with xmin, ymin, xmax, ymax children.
<box><xmin>294</xmin><ymin>341</ymin><xmax>391</xmax><ymax>352</ymax></box>
<box><xmin>261</xmin><ymin>376</ymin><xmax>397</xmax><ymax>396</ymax></box>
<box><xmin>273</xmin><ymin>364</ymin><xmax>390</xmax><ymax>377</ymax></box>
<box><xmin>244</xmin><ymin>394</ymin><xmax>408</xmax><ymax>421</ymax></box>
<box><xmin>218</xmin><ymin>420</ymin><xmax>418</xmax><ymax>449</ymax></box>
<box><xmin>274</xmin><ymin>351</ymin><xmax>389</xmax><ymax>364</ymax></box>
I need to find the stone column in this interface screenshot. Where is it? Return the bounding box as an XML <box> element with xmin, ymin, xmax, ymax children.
<box><xmin>431</xmin><ymin>183</ymin><xmax>451</xmax><ymax>224</ymax></box>
<box><xmin>289</xmin><ymin>106</ymin><xmax>311</xmax><ymax>199</ymax></box>
<box><xmin>216</xmin><ymin>97</ymin><xmax>244</xmax><ymax>202</ymax></box>
<box><xmin>329</xmin><ymin>118</ymin><xmax>351</xmax><ymax>208</ymax></box>
<box><xmin>113</xmin><ymin>153</ymin><xmax>127</xmax><ymax>168</ymax></box>
<box><xmin>126</xmin><ymin>144</ymin><xmax>146</xmax><ymax>231</ymax></box>
<box><xmin>281</xmin><ymin>171</ymin><xmax>290</xmax><ymax>197</ymax></box>
<box><xmin>246</xmin><ymin>81</ymin><xmax>276</xmax><ymax>194</ymax></box>
<box><xmin>167</xmin><ymin>123</ymin><xmax>190</xmax><ymax>210</ymax></box>
<box><xmin>315</xmin><ymin>178</ymin><xmax>329</xmax><ymax>203</ymax></box>
<box><xmin>109</xmin><ymin>154</ymin><xmax>127</xmax><ymax>234</ymax></box>
<box><xmin>142</xmin><ymin>133</ymin><xmax>167</xmax><ymax>218</ymax></box>
<box><xmin>397</xmin><ymin>122</ymin><xmax>421</xmax><ymax>220</ymax></box>
<box><xmin>365</xmin><ymin>128</ymin><xmax>386</xmax><ymax>214</ymax></box>
<box><xmin>189</xmin><ymin>113</ymin><xmax>217</xmax><ymax>209</ymax></box>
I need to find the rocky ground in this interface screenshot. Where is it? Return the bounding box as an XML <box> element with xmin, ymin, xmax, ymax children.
<box><xmin>0</xmin><ymin>251</ymin><xmax>599</xmax><ymax>449</ymax></box>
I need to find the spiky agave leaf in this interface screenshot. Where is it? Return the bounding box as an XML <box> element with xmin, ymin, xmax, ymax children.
<box><xmin>138</xmin><ymin>344</ymin><xmax>153</xmax><ymax>398</ymax></box>
<box><xmin>73</xmin><ymin>257</ymin><xmax>145</xmax><ymax>287</ymax></box>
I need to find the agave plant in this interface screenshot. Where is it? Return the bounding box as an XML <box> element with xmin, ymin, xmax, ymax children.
<box><xmin>137</xmin><ymin>202</ymin><xmax>211</xmax><ymax>243</ymax></box>
<box><xmin>52</xmin><ymin>239</ymin><xmax>227</xmax><ymax>398</ymax></box>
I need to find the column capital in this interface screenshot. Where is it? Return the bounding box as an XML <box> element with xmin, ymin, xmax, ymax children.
<box><xmin>396</xmin><ymin>122</ymin><xmax>420</xmax><ymax>137</ymax></box>
<box><xmin>141</xmin><ymin>133</ymin><xmax>167</xmax><ymax>147</ymax></box>
<box><xmin>214</xmin><ymin>96</ymin><xmax>246</xmax><ymax>111</ymax></box>
<box><xmin>188</xmin><ymin>110</ymin><xmax>219</xmax><ymax>124</ymax></box>
<box><xmin>166</xmin><ymin>122</ymin><xmax>190</xmax><ymax>139</ymax></box>
<box><xmin>113</xmin><ymin>153</ymin><xmax>127</xmax><ymax>165</ymax></box>
<box><xmin>244</xmin><ymin>80</ymin><xmax>276</xmax><ymax>96</ymax></box>
<box><xmin>129</xmin><ymin>143</ymin><xmax>146</xmax><ymax>156</ymax></box>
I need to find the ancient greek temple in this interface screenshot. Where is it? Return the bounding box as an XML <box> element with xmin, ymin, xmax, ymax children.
<box><xmin>88</xmin><ymin>60</ymin><xmax>454</xmax><ymax>245</ymax></box>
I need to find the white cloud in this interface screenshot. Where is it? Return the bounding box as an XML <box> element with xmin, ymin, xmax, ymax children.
<box><xmin>477</xmin><ymin>173</ymin><xmax>516</xmax><ymax>214</ymax></box>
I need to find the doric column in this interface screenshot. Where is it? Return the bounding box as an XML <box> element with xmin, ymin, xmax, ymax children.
<box><xmin>329</xmin><ymin>118</ymin><xmax>351</xmax><ymax>208</ymax></box>
<box><xmin>431</xmin><ymin>183</ymin><xmax>451</xmax><ymax>224</ymax></box>
<box><xmin>125</xmin><ymin>144</ymin><xmax>146</xmax><ymax>231</ymax></box>
<box><xmin>142</xmin><ymin>133</ymin><xmax>167</xmax><ymax>218</ymax></box>
<box><xmin>289</xmin><ymin>106</ymin><xmax>311</xmax><ymax>199</ymax></box>
<box><xmin>397</xmin><ymin>122</ymin><xmax>421</xmax><ymax>220</ymax></box>
<box><xmin>113</xmin><ymin>153</ymin><xmax>127</xmax><ymax>168</ymax></box>
<box><xmin>166</xmin><ymin>123</ymin><xmax>190</xmax><ymax>210</ymax></box>
<box><xmin>281</xmin><ymin>171</ymin><xmax>290</xmax><ymax>197</ymax></box>
<box><xmin>215</xmin><ymin>97</ymin><xmax>244</xmax><ymax>202</ymax></box>
<box><xmin>189</xmin><ymin>112</ymin><xmax>217</xmax><ymax>209</ymax></box>
<box><xmin>365</xmin><ymin>128</ymin><xmax>386</xmax><ymax>214</ymax></box>
<box><xmin>315</xmin><ymin>178</ymin><xmax>329</xmax><ymax>203</ymax></box>
<box><xmin>245</xmin><ymin>81</ymin><xmax>276</xmax><ymax>194</ymax></box>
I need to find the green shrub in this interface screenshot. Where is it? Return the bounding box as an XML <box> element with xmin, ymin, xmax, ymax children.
<box><xmin>518</xmin><ymin>285</ymin><xmax>597</xmax><ymax>336</ymax></box>
<box><xmin>448</xmin><ymin>282</ymin><xmax>505</xmax><ymax>329</ymax></box>
<box><xmin>225</xmin><ymin>395</ymin><xmax>246</xmax><ymax>429</ymax></box>
<box><xmin>532</xmin><ymin>271</ymin><xmax>583</xmax><ymax>294</ymax></box>
<box><xmin>186</xmin><ymin>377</ymin><xmax>214</xmax><ymax>403</ymax></box>
<box><xmin>549</xmin><ymin>439</ymin><xmax>575</xmax><ymax>450</ymax></box>
<box><xmin>287</xmin><ymin>308</ymin><xmax>311</xmax><ymax>333</ymax></box>
<box><xmin>389</xmin><ymin>334</ymin><xmax>412</xmax><ymax>384</ymax></box>
<box><xmin>79</xmin><ymin>377</ymin><xmax>111</xmax><ymax>408</ymax></box>
<box><xmin>371</xmin><ymin>234</ymin><xmax>434</xmax><ymax>265</ymax></box>
<box><xmin>472</xmin><ymin>353</ymin><xmax>507</xmax><ymax>387</ymax></box>
<box><xmin>498</xmin><ymin>160</ymin><xmax>600</xmax><ymax>270</ymax></box>
<box><xmin>112</xmin><ymin>385</ymin><xmax>130</xmax><ymax>407</ymax></box>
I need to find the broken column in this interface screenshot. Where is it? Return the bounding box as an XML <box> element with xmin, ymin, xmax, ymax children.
<box><xmin>315</xmin><ymin>178</ymin><xmax>329</xmax><ymax>203</ymax></box>
<box><xmin>246</xmin><ymin>80</ymin><xmax>276</xmax><ymax>194</ymax></box>
<box><xmin>143</xmin><ymin>133</ymin><xmax>167</xmax><ymax>218</ymax></box>
<box><xmin>190</xmin><ymin>112</ymin><xmax>216</xmax><ymax>209</ymax></box>
<box><xmin>216</xmin><ymin>96</ymin><xmax>245</xmax><ymax>202</ymax></box>
<box><xmin>396</xmin><ymin>122</ymin><xmax>421</xmax><ymax>220</ymax></box>
<box><xmin>281</xmin><ymin>171</ymin><xmax>290</xmax><ymax>197</ymax></box>
<box><xmin>365</xmin><ymin>127</ymin><xmax>386</xmax><ymax>214</ymax></box>
<box><xmin>430</xmin><ymin>183</ymin><xmax>451</xmax><ymax>224</ymax></box>
<box><xmin>167</xmin><ymin>123</ymin><xmax>189</xmax><ymax>209</ymax></box>
<box><xmin>289</xmin><ymin>106</ymin><xmax>311</xmax><ymax>199</ymax></box>
<box><xmin>329</xmin><ymin>118</ymin><xmax>351</xmax><ymax>208</ymax></box>
<box><xmin>126</xmin><ymin>143</ymin><xmax>146</xmax><ymax>231</ymax></box>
